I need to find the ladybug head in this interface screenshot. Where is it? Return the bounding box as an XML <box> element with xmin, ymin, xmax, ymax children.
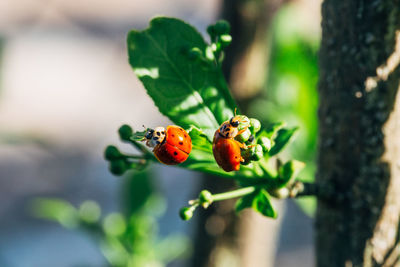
<box><xmin>145</xmin><ymin>127</ymin><xmax>166</xmax><ymax>147</ymax></box>
<box><xmin>229</xmin><ymin>116</ymin><xmax>241</xmax><ymax>127</ymax></box>
<box><xmin>219</xmin><ymin>121</ymin><xmax>239</xmax><ymax>138</ymax></box>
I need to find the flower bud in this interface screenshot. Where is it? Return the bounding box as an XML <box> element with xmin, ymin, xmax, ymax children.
<box><xmin>199</xmin><ymin>190</ymin><xmax>213</xmax><ymax>208</ymax></box>
<box><xmin>207</xmin><ymin>25</ymin><xmax>217</xmax><ymax>40</ymax></box>
<box><xmin>118</xmin><ymin>124</ymin><xmax>133</xmax><ymax>141</ymax></box>
<box><xmin>251</xmin><ymin>144</ymin><xmax>264</xmax><ymax>161</ymax></box>
<box><xmin>214</xmin><ymin>20</ymin><xmax>230</xmax><ymax>34</ymax></box>
<box><xmin>104</xmin><ymin>145</ymin><xmax>121</xmax><ymax>161</ymax></box>
<box><xmin>235</xmin><ymin>128</ymin><xmax>251</xmax><ymax>143</ymax></box>
<box><xmin>219</xmin><ymin>34</ymin><xmax>232</xmax><ymax>47</ymax></box>
<box><xmin>268</xmin><ymin>187</ymin><xmax>289</xmax><ymax>199</ymax></box>
<box><xmin>258</xmin><ymin>137</ymin><xmax>272</xmax><ymax>152</ymax></box>
<box><xmin>179</xmin><ymin>207</ymin><xmax>194</xmax><ymax>221</ymax></box>
<box><xmin>249</xmin><ymin>118</ymin><xmax>261</xmax><ymax>134</ymax></box>
<box><xmin>237</xmin><ymin>115</ymin><xmax>250</xmax><ymax>132</ymax></box>
<box><xmin>109</xmin><ymin>159</ymin><xmax>127</xmax><ymax>176</ymax></box>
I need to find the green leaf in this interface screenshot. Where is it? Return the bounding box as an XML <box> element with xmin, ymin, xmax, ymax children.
<box><xmin>263</xmin><ymin>122</ymin><xmax>286</xmax><ymax>139</ymax></box>
<box><xmin>269</xmin><ymin>127</ymin><xmax>298</xmax><ymax>156</ymax></box>
<box><xmin>184</xmin><ymin>126</ymin><xmax>214</xmax><ymax>162</ymax></box>
<box><xmin>127</xmin><ymin>17</ymin><xmax>237</xmax><ymax>139</ymax></box>
<box><xmin>276</xmin><ymin>160</ymin><xmax>305</xmax><ymax>188</ymax></box>
<box><xmin>235</xmin><ymin>192</ymin><xmax>257</xmax><ymax>212</ymax></box>
<box><xmin>252</xmin><ymin>189</ymin><xmax>277</xmax><ymax>218</ymax></box>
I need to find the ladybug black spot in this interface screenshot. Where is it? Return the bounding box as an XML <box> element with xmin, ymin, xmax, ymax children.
<box><xmin>179</xmin><ymin>141</ymin><xmax>183</xmax><ymax>145</ymax></box>
<box><xmin>235</xmin><ymin>156</ymin><xmax>238</xmax><ymax>159</ymax></box>
<box><xmin>184</xmin><ymin>134</ymin><xmax>187</xmax><ymax>138</ymax></box>
<box><xmin>172</xmin><ymin>134</ymin><xmax>175</xmax><ymax>137</ymax></box>
<box><xmin>173</xmin><ymin>151</ymin><xmax>178</xmax><ymax>155</ymax></box>
<box><xmin>179</xmin><ymin>128</ymin><xmax>184</xmax><ymax>131</ymax></box>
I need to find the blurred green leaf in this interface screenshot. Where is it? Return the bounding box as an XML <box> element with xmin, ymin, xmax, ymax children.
<box><xmin>31</xmin><ymin>198</ymin><xmax>78</xmax><ymax>228</ymax></box>
<box><xmin>269</xmin><ymin>127</ymin><xmax>298</xmax><ymax>156</ymax></box>
<box><xmin>127</xmin><ymin>17</ymin><xmax>237</xmax><ymax>139</ymax></box>
<box><xmin>122</xmin><ymin>170</ymin><xmax>154</xmax><ymax>215</ymax></box>
<box><xmin>155</xmin><ymin>234</ymin><xmax>191</xmax><ymax>263</ymax></box>
<box><xmin>252</xmin><ymin>189</ymin><xmax>277</xmax><ymax>218</ymax></box>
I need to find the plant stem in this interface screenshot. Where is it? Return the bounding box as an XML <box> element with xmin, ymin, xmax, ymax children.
<box><xmin>212</xmin><ymin>186</ymin><xmax>256</xmax><ymax>202</ymax></box>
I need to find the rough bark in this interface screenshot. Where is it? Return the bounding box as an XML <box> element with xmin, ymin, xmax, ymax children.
<box><xmin>317</xmin><ymin>1</ymin><xmax>400</xmax><ymax>267</ymax></box>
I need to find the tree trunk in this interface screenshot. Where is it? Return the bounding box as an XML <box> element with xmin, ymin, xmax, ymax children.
<box><xmin>317</xmin><ymin>1</ymin><xmax>400</xmax><ymax>267</ymax></box>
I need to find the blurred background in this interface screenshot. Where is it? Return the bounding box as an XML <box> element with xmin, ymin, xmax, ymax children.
<box><xmin>0</xmin><ymin>0</ymin><xmax>320</xmax><ymax>266</ymax></box>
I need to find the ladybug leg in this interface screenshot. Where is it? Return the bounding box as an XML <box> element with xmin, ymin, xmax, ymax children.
<box><xmin>234</xmin><ymin>139</ymin><xmax>248</xmax><ymax>149</ymax></box>
<box><xmin>236</xmin><ymin>126</ymin><xmax>249</xmax><ymax>136</ymax></box>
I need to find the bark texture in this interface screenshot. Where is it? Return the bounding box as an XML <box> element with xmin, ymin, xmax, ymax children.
<box><xmin>317</xmin><ymin>1</ymin><xmax>400</xmax><ymax>267</ymax></box>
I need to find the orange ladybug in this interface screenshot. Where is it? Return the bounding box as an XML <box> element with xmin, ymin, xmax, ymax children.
<box><xmin>212</xmin><ymin>115</ymin><xmax>249</xmax><ymax>172</ymax></box>
<box><xmin>144</xmin><ymin>126</ymin><xmax>192</xmax><ymax>165</ymax></box>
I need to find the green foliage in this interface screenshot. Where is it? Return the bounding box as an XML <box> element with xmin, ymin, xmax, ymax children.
<box><xmin>32</xmin><ymin>170</ymin><xmax>190</xmax><ymax>267</ymax></box>
<box><xmin>269</xmin><ymin>127</ymin><xmax>298</xmax><ymax>156</ymax></box>
<box><xmin>248</xmin><ymin>4</ymin><xmax>319</xmax><ymax>216</ymax></box>
<box><xmin>127</xmin><ymin>17</ymin><xmax>236</xmax><ymax>139</ymax></box>
<box><xmin>235</xmin><ymin>189</ymin><xmax>277</xmax><ymax>218</ymax></box>
<box><xmin>107</xmin><ymin>17</ymin><xmax>309</xmax><ymax>219</ymax></box>
<box><xmin>277</xmin><ymin>160</ymin><xmax>305</xmax><ymax>188</ymax></box>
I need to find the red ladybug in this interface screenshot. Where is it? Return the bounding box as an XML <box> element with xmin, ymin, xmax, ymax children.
<box><xmin>212</xmin><ymin>116</ymin><xmax>249</xmax><ymax>172</ymax></box>
<box><xmin>144</xmin><ymin>125</ymin><xmax>192</xmax><ymax>165</ymax></box>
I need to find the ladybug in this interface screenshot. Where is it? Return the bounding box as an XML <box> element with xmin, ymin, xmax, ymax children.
<box><xmin>144</xmin><ymin>125</ymin><xmax>192</xmax><ymax>165</ymax></box>
<box><xmin>212</xmin><ymin>115</ymin><xmax>250</xmax><ymax>172</ymax></box>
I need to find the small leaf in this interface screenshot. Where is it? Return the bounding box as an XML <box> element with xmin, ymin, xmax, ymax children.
<box><xmin>127</xmin><ymin>17</ymin><xmax>237</xmax><ymax>139</ymax></box>
<box><xmin>263</xmin><ymin>122</ymin><xmax>286</xmax><ymax>139</ymax></box>
<box><xmin>269</xmin><ymin>127</ymin><xmax>298</xmax><ymax>156</ymax></box>
<box><xmin>276</xmin><ymin>160</ymin><xmax>305</xmax><ymax>188</ymax></box>
<box><xmin>235</xmin><ymin>191</ymin><xmax>257</xmax><ymax>212</ymax></box>
<box><xmin>252</xmin><ymin>189</ymin><xmax>277</xmax><ymax>218</ymax></box>
<box><xmin>184</xmin><ymin>126</ymin><xmax>214</xmax><ymax>162</ymax></box>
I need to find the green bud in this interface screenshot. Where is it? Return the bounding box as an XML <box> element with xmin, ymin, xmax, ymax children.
<box><xmin>103</xmin><ymin>213</ymin><xmax>126</xmax><ymax>236</ymax></box>
<box><xmin>199</xmin><ymin>190</ymin><xmax>213</xmax><ymax>208</ymax></box>
<box><xmin>219</xmin><ymin>34</ymin><xmax>232</xmax><ymax>47</ymax></box>
<box><xmin>258</xmin><ymin>137</ymin><xmax>272</xmax><ymax>152</ymax></box>
<box><xmin>109</xmin><ymin>159</ymin><xmax>127</xmax><ymax>176</ymax></box>
<box><xmin>268</xmin><ymin>187</ymin><xmax>289</xmax><ymax>199</ymax></box>
<box><xmin>118</xmin><ymin>124</ymin><xmax>133</xmax><ymax>141</ymax></box>
<box><xmin>207</xmin><ymin>25</ymin><xmax>216</xmax><ymax>40</ymax></box>
<box><xmin>249</xmin><ymin>118</ymin><xmax>261</xmax><ymax>134</ymax></box>
<box><xmin>251</xmin><ymin>144</ymin><xmax>264</xmax><ymax>161</ymax></box>
<box><xmin>214</xmin><ymin>20</ymin><xmax>230</xmax><ymax>34</ymax></box>
<box><xmin>235</xmin><ymin>128</ymin><xmax>251</xmax><ymax>143</ymax></box>
<box><xmin>237</xmin><ymin>115</ymin><xmax>251</xmax><ymax>132</ymax></box>
<box><xmin>188</xmin><ymin>47</ymin><xmax>202</xmax><ymax>60</ymax></box>
<box><xmin>179</xmin><ymin>207</ymin><xmax>194</xmax><ymax>221</ymax></box>
<box><xmin>104</xmin><ymin>145</ymin><xmax>121</xmax><ymax>161</ymax></box>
